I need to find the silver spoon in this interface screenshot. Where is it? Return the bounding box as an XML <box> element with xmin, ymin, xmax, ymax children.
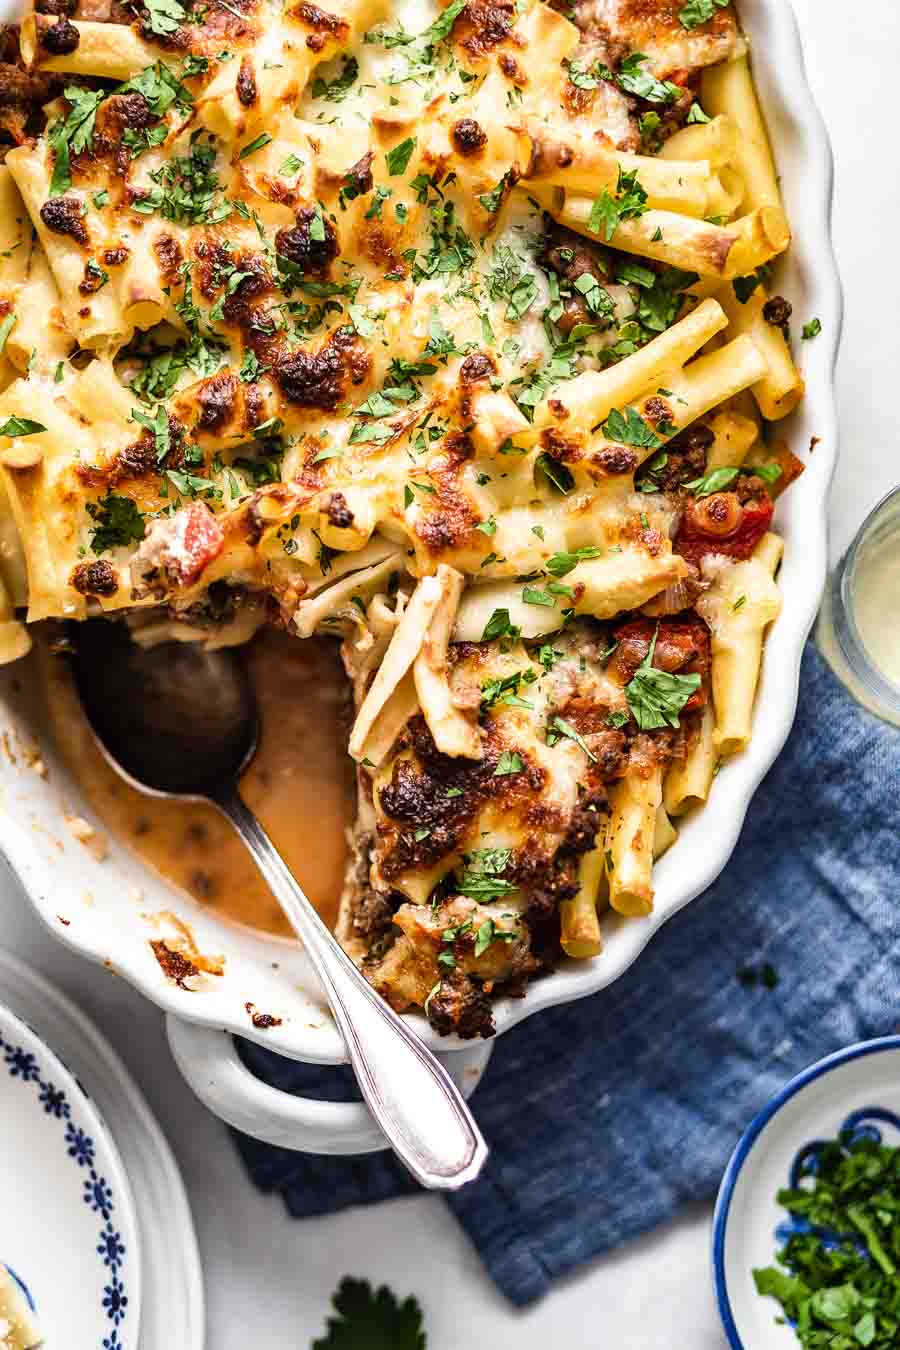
<box><xmin>70</xmin><ymin>619</ymin><xmax>488</xmax><ymax>1189</ymax></box>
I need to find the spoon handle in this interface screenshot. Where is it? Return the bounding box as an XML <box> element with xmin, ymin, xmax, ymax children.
<box><xmin>213</xmin><ymin>786</ymin><xmax>489</xmax><ymax>1190</ymax></box>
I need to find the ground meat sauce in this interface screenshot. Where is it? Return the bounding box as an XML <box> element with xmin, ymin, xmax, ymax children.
<box><xmin>426</xmin><ymin>967</ymin><xmax>495</xmax><ymax>1039</ymax></box>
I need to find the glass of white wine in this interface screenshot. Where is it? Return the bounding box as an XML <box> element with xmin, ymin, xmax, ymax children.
<box><xmin>817</xmin><ymin>486</ymin><xmax>900</xmax><ymax>727</ymax></box>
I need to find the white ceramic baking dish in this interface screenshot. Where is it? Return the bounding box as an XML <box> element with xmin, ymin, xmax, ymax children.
<box><xmin>0</xmin><ymin>0</ymin><xmax>842</xmax><ymax>1155</ymax></box>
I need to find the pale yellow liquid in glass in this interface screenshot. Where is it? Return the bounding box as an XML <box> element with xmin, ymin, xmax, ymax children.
<box><xmin>852</xmin><ymin>535</ymin><xmax>900</xmax><ymax>687</ymax></box>
<box><xmin>816</xmin><ymin>490</ymin><xmax>900</xmax><ymax>728</ymax></box>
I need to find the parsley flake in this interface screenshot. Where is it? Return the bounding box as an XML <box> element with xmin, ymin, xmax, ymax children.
<box><xmin>624</xmin><ymin>626</ymin><xmax>700</xmax><ymax>730</ymax></box>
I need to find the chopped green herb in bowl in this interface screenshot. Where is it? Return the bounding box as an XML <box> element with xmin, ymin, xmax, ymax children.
<box><xmin>754</xmin><ymin>1129</ymin><xmax>900</xmax><ymax>1348</ymax></box>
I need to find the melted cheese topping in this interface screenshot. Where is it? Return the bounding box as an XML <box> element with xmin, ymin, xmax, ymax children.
<box><xmin>0</xmin><ymin>0</ymin><xmax>799</xmax><ymax>1022</ymax></box>
<box><xmin>0</xmin><ymin>0</ymin><xmax>742</xmax><ymax>628</ymax></box>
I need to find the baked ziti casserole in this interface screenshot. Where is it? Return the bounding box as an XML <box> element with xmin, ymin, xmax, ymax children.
<box><xmin>0</xmin><ymin>0</ymin><xmax>813</xmax><ymax>1035</ymax></box>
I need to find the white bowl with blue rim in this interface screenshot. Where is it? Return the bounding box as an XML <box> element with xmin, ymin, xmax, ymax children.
<box><xmin>0</xmin><ymin>999</ymin><xmax>142</xmax><ymax>1349</ymax></box>
<box><xmin>713</xmin><ymin>1035</ymin><xmax>900</xmax><ymax>1348</ymax></box>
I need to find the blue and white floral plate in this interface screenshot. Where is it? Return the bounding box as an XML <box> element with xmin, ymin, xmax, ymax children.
<box><xmin>0</xmin><ymin>999</ymin><xmax>141</xmax><ymax>1349</ymax></box>
<box><xmin>713</xmin><ymin>1035</ymin><xmax>900</xmax><ymax>1349</ymax></box>
<box><xmin>0</xmin><ymin>948</ymin><xmax>204</xmax><ymax>1350</ymax></box>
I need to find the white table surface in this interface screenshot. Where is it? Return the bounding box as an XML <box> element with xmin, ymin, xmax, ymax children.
<box><xmin>3</xmin><ymin>4</ymin><xmax>898</xmax><ymax>1345</ymax></box>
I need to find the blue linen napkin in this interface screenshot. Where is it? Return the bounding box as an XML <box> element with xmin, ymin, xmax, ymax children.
<box><xmin>232</xmin><ymin>643</ymin><xmax>900</xmax><ymax>1305</ymax></box>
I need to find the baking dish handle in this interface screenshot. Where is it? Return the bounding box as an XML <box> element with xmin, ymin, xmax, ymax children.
<box><xmin>165</xmin><ymin>1015</ymin><xmax>494</xmax><ymax>1155</ymax></box>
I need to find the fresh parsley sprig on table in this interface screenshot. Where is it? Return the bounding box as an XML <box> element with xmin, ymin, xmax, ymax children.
<box><xmin>312</xmin><ymin>1278</ymin><xmax>426</xmax><ymax>1350</ymax></box>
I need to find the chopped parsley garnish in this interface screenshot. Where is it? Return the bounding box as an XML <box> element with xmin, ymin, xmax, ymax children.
<box><xmin>86</xmin><ymin>494</ymin><xmax>146</xmax><ymax>553</ymax></box>
<box><xmin>545</xmin><ymin>547</ymin><xmax>603</xmax><ymax>577</ymax></box>
<box><xmin>239</xmin><ymin>132</ymin><xmax>272</xmax><ymax>159</ymax></box>
<box><xmin>602</xmin><ymin>405</ymin><xmax>663</xmax><ymax>450</ymax></box>
<box><xmin>617</xmin><ymin>261</ymin><xmax>657</xmax><ymax>290</ymax></box>
<box><xmin>536</xmin><ymin>453</ymin><xmax>575</xmax><ymax>495</ymax></box>
<box><xmin>632</xmin><ymin>266</ymin><xmax>699</xmax><ymax>334</ymax></box>
<box><xmin>639</xmin><ymin>110</ymin><xmax>662</xmax><ymax>146</ymax></box>
<box><xmin>182</xmin><ymin>53</ymin><xmax>208</xmax><ymax>76</ymax></box>
<box><xmin>144</xmin><ymin>0</ymin><xmax>186</xmax><ymax>37</ymax></box>
<box><xmin>513</xmin><ymin>343</ymin><xmax>580</xmax><ymax>420</ymax></box>
<box><xmin>84</xmin><ymin>259</ymin><xmax>110</xmax><ymax>289</ymax></box>
<box><xmin>624</xmin><ymin>626</ymin><xmax>700</xmax><ymax>730</ymax></box>
<box><xmin>616</xmin><ymin>53</ymin><xmax>682</xmax><ymax>104</ymax></box>
<box><xmin>48</xmin><ymin>86</ymin><xmax>105</xmax><ymax>196</ymax></box>
<box><xmin>311</xmin><ymin>57</ymin><xmax>359</xmax><ymax>103</ymax></box>
<box><xmin>567</xmin><ymin>53</ymin><xmax>680</xmax><ymax>105</ymax></box>
<box><xmin>686</xmin><ymin>101</ymin><xmax>712</xmax><ymax>124</ymax></box>
<box><xmin>494</xmin><ymin>750</ymin><xmax>523</xmax><ymax>776</ymax></box>
<box><xmin>732</xmin><ymin>263</ymin><xmax>773</xmax><ymax>304</ymax></box>
<box><xmin>348</xmin><ymin>303</ymin><xmax>375</xmax><ymax>338</ymax></box>
<box><xmin>0</xmin><ymin>314</ymin><xmax>15</xmax><ymax>354</ymax></box>
<box><xmin>522</xmin><ymin>586</ymin><xmax>555</xmax><ymax>607</ymax></box>
<box><xmin>683</xmin><ymin>466</ymin><xmax>739</xmax><ymax>498</ymax></box>
<box><xmin>455</xmin><ymin>847</ymin><xmax>518</xmax><ymax>901</ymax></box>
<box><xmin>480</xmin><ymin>669</ymin><xmax>537</xmax><ymax>710</ymax></box>
<box><xmin>365</xmin><ymin>186</ymin><xmax>393</xmax><ymax>219</ymax></box>
<box><xmin>421</xmin><ymin>0</ymin><xmax>467</xmax><ymax>44</ymax></box>
<box><xmin>546</xmin><ymin>715</ymin><xmax>597</xmax><ymax>761</ymax></box>
<box><xmin>750</xmin><ymin>462</ymin><xmax>784</xmax><ymax>485</ymax></box>
<box><xmin>122</xmin><ymin>62</ymin><xmax>194</xmax><ymax>118</ymax></box>
<box><xmin>478</xmin><ymin>171</ymin><xmax>512</xmax><ymax>215</ymax></box>
<box><xmin>588</xmin><ymin>167</ymin><xmax>649</xmax><ymax>241</ymax></box>
<box><xmin>486</xmin><ymin>244</ymin><xmax>538</xmax><ymax>320</ymax></box>
<box><xmin>278</xmin><ymin>153</ymin><xmax>303</xmax><ymax>178</ymax></box>
<box><xmin>0</xmin><ymin>416</ymin><xmax>45</xmax><ymax>437</ymax></box>
<box><xmin>679</xmin><ymin>0</ymin><xmax>730</xmax><ymax>30</ymax></box>
<box><xmin>140</xmin><ymin>137</ymin><xmax>231</xmax><ymax>225</ymax></box>
<box><xmin>132</xmin><ymin>403</ymin><xmax>170</xmax><ymax>462</ymax></box>
<box><xmin>802</xmin><ymin>317</ymin><xmax>822</xmax><ymax>340</ymax></box>
<box><xmin>386</xmin><ymin>136</ymin><xmax>417</xmax><ymax>176</ymax></box>
<box><xmin>474</xmin><ymin>918</ymin><xmax>518</xmax><ymax>958</ymax></box>
<box><xmin>637</xmin><ymin>448</ymin><xmax>668</xmax><ymax>493</ymax></box>
<box><xmin>129</xmin><ymin>334</ymin><xmax>225</xmax><ymax>401</ymax></box>
<box><xmin>573</xmin><ymin>271</ymin><xmax>616</xmax><ymax>321</ymax></box>
<box><xmin>166</xmin><ymin>468</ymin><xmax>214</xmax><ymax>498</ymax></box>
<box><xmin>481</xmin><ymin>608</ymin><xmax>519</xmax><ymax>642</ymax></box>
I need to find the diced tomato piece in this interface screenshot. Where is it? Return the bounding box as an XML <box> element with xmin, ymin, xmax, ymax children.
<box><xmin>177</xmin><ymin>503</ymin><xmax>225</xmax><ymax>586</ymax></box>
<box><xmin>675</xmin><ymin>492</ymin><xmax>773</xmax><ymax>569</ymax></box>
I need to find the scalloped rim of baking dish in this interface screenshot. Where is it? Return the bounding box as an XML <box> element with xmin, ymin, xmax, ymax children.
<box><xmin>0</xmin><ymin>0</ymin><xmax>843</xmax><ymax>1064</ymax></box>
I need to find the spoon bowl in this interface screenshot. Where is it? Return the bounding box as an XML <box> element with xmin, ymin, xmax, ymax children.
<box><xmin>72</xmin><ymin>619</ymin><xmax>257</xmax><ymax>797</ymax></box>
<box><xmin>68</xmin><ymin>617</ymin><xmax>488</xmax><ymax>1190</ymax></box>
